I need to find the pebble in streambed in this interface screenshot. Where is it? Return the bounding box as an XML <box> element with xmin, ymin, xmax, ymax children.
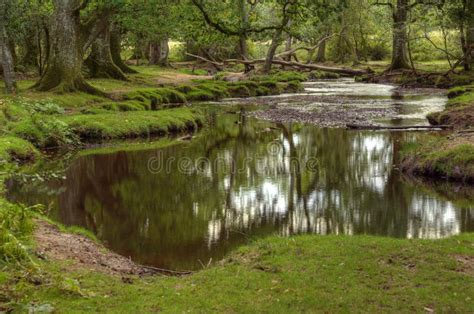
<box><xmin>250</xmin><ymin>103</ymin><xmax>398</xmax><ymax>128</ymax></box>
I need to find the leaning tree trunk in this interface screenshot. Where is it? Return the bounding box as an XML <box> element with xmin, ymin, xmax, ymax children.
<box><xmin>389</xmin><ymin>0</ymin><xmax>411</xmax><ymax>71</ymax></box>
<box><xmin>263</xmin><ymin>27</ymin><xmax>285</xmax><ymax>73</ymax></box>
<box><xmin>149</xmin><ymin>38</ymin><xmax>169</xmax><ymax>66</ymax></box>
<box><xmin>466</xmin><ymin>0</ymin><xmax>474</xmax><ymax>70</ymax></box>
<box><xmin>86</xmin><ymin>26</ymin><xmax>127</xmax><ymax>80</ymax></box>
<box><xmin>35</xmin><ymin>0</ymin><xmax>100</xmax><ymax>94</ymax></box>
<box><xmin>110</xmin><ymin>25</ymin><xmax>137</xmax><ymax>74</ymax></box>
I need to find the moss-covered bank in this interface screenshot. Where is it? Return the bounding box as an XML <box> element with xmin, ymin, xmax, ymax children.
<box><xmin>400</xmin><ymin>137</ymin><xmax>474</xmax><ymax>182</ymax></box>
<box><xmin>400</xmin><ymin>82</ymin><xmax>474</xmax><ymax>182</ymax></box>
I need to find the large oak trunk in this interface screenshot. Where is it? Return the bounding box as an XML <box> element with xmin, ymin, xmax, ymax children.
<box><xmin>389</xmin><ymin>0</ymin><xmax>411</xmax><ymax>70</ymax></box>
<box><xmin>35</xmin><ymin>0</ymin><xmax>99</xmax><ymax>94</ymax></box>
<box><xmin>86</xmin><ymin>26</ymin><xmax>127</xmax><ymax>80</ymax></box>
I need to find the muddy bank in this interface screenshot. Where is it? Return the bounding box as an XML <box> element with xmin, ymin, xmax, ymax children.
<box><xmin>34</xmin><ymin>220</ymin><xmax>149</xmax><ymax>276</ymax></box>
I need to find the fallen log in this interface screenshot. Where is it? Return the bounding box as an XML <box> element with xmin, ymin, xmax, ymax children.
<box><xmin>185</xmin><ymin>53</ymin><xmax>369</xmax><ymax>77</ymax></box>
<box><xmin>346</xmin><ymin>124</ymin><xmax>453</xmax><ymax>130</ymax></box>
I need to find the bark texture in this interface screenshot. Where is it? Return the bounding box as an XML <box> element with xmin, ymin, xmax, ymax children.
<box><xmin>86</xmin><ymin>26</ymin><xmax>127</xmax><ymax>80</ymax></box>
<box><xmin>263</xmin><ymin>28</ymin><xmax>285</xmax><ymax>73</ymax></box>
<box><xmin>466</xmin><ymin>0</ymin><xmax>474</xmax><ymax>70</ymax></box>
<box><xmin>110</xmin><ymin>25</ymin><xmax>137</xmax><ymax>73</ymax></box>
<box><xmin>0</xmin><ymin>5</ymin><xmax>17</xmax><ymax>94</ymax></box>
<box><xmin>389</xmin><ymin>0</ymin><xmax>411</xmax><ymax>70</ymax></box>
<box><xmin>148</xmin><ymin>38</ymin><xmax>169</xmax><ymax>66</ymax></box>
<box><xmin>35</xmin><ymin>0</ymin><xmax>102</xmax><ymax>94</ymax></box>
<box><xmin>315</xmin><ymin>39</ymin><xmax>326</xmax><ymax>63</ymax></box>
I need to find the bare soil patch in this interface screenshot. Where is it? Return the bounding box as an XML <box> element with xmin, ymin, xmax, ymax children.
<box><xmin>455</xmin><ymin>255</ymin><xmax>474</xmax><ymax>276</ymax></box>
<box><xmin>33</xmin><ymin>219</ymin><xmax>149</xmax><ymax>276</ymax></box>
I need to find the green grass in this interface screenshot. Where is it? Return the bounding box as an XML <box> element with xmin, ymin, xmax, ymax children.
<box><xmin>178</xmin><ymin>68</ymin><xmax>209</xmax><ymax>76</ymax></box>
<box><xmin>427</xmin><ymin>83</ymin><xmax>474</xmax><ymax>126</ymax></box>
<box><xmin>59</xmin><ymin>108</ymin><xmax>203</xmax><ymax>140</ymax></box>
<box><xmin>4</xmin><ymin>233</ymin><xmax>473</xmax><ymax>312</ymax></box>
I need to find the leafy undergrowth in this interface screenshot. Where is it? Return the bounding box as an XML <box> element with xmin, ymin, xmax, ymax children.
<box><xmin>2</xmin><ymin>234</ymin><xmax>473</xmax><ymax>312</ymax></box>
<box><xmin>400</xmin><ymin>136</ymin><xmax>474</xmax><ymax>182</ymax></box>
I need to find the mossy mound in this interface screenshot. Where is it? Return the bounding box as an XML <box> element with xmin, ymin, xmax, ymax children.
<box><xmin>60</xmin><ymin>108</ymin><xmax>203</xmax><ymax>140</ymax></box>
<box><xmin>0</xmin><ymin>136</ymin><xmax>39</xmax><ymax>163</ymax></box>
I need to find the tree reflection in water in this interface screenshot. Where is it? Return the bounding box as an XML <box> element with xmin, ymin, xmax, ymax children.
<box><xmin>6</xmin><ymin>114</ymin><xmax>474</xmax><ymax>270</ymax></box>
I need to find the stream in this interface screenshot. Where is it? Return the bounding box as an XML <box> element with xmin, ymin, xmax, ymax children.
<box><xmin>6</xmin><ymin>79</ymin><xmax>474</xmax><ymax>270</ymax></box>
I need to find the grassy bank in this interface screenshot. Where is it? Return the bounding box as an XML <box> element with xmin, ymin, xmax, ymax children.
<box><xmin>400</xmin><ymin>83</ymin><xmax>474</xmax><ymax>182</ymax></box>
<box><xmin>400</xmin><ymin>137</ymin><xmax>474</xmax><ymax>182</ymax></box>
<box><xmin>1</xmin><ymin>232</ymin><xmax>473</xmax><ymax>312</ymax></box>
<box><xmin>428</xmin><ymin>84</ymin><xmax>474</xmax><ymax>128</ymax></box>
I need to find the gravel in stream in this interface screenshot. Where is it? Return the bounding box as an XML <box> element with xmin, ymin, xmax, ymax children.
<box><xmin>250</xmin><ymin>103</ymin><xmax>398</xmax><ymax>128</ymax></box>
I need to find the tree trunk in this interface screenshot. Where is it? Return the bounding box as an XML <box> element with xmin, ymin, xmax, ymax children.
<box><xmin>86</xmin><ymin>26</ymin><xmax>127</xmax><ymax>80</ymax></box>
<box><xmin>0</xmin><ymin>17</ymin><xmax>17</xmax><ymax>94</ymax></box>
<box><xmin>284</xmin><ymin>35</ymin><xmax>293</xmax><ymax>61</ymax></box>
<box><xmin>238</xmin><ymin>0</ymin><xmax>251</xmax><ymax>72</ymax></box>
<box><xmin>315</xmin><ymin>39</ymin><xmax>326</xmax><ymax>63</ymax></box>
<box><xmin>149</xmin><ymin>38</ymin><xmax>169</xmax><ymax>66</ymax></box>
<box><xmin>110</xmin><ymin>25</ymin><xmax>137</xmax><ymax>74</ymax></box>
<box><xmin>20</xmin><ymin>33</ymin><xmax>38</xmax><ymax>68</ymax></box>
<box><xmin>263</xmin><ymin>28</ymin><xmax>284</xmax><ymax>73</ymax></box>
<box><xmin>35</xmin><ymin>0</ymin><xmax>101</xmax><ymax>94</ymax></box>
<box><xmin>466</xmin><ymin>0</ymin><xmax>474</xmax><ymax>70</ymax></box>
<box><xmin>389</xmin><ymin>0</ymin><xmax>411</xmax><ymax>70</ymax></box>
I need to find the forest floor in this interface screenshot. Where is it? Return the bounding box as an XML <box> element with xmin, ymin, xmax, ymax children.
<box><xmin>1</xmin><ymin>62</ymin><xmax>474</xmax><ymax>312</ymax></box>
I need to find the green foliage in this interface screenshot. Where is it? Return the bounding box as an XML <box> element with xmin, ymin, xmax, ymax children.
<box><xmin>9</xmin><ymin>116</ymin><xmax>78</xmax><ymax>148</ymax></box>
<box><xmin>0</xmin><ymin>199</ymin><xmax>34</xmax><ymax>265</ymax></box>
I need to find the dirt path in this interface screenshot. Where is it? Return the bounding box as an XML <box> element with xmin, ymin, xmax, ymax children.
<box><xmin>33</xmin><ymin>220</ymin><xmax>149</xmax><ymax>276</ymax></box>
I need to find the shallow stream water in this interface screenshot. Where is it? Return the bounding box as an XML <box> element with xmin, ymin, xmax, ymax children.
<box><xmin>7</xmin><ymin>79</ymin><xmax>474</xmax><ymax>270</ymax></box>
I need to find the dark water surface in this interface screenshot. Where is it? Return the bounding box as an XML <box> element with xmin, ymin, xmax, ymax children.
<box><xmin>6</xmin><ymin>81</ymin><xmax>474</xmax><ymax>270</ymax></box>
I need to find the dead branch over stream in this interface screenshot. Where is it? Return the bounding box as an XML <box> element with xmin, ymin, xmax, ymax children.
<box><xmin>185</xmin><ymin>53</ymin><xmax>370</xmax><ymax>76</ymax></box>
